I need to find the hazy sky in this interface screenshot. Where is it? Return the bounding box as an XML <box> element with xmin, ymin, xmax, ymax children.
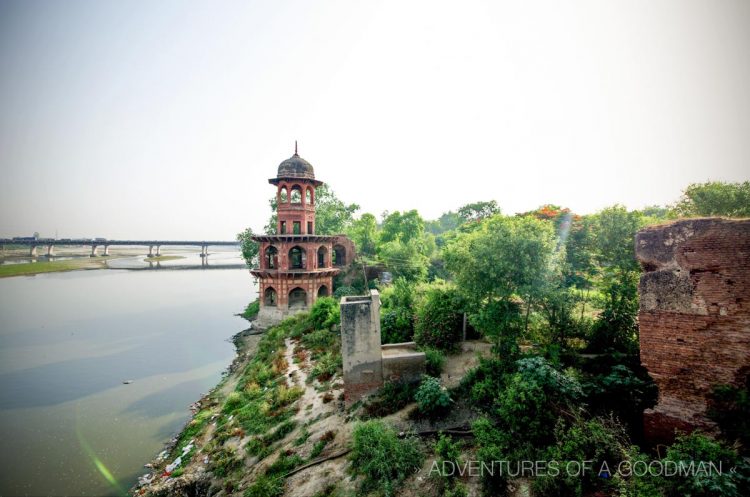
<box><xmin>1</xmin><ymin>0</ymin><xmax>748</xmax><ymax>239</ymax></box>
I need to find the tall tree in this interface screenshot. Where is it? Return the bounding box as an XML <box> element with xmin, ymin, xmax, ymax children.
<box><xmin>380</xmin><ymin>210</ymin><xmax>425</xmax><ymax>244</ymax></box>
<box><xmin>673</xmin><ymin>181</ymin><xmax>750</xmax><ymax>218</ymax></box>
<box><xmin>444</xmin><ymin>215</ymin><xmax>555</xmax><ymax>352</ymax></box>
<box><xmin>347</xmin><ymin>213</ymin><xmax>379</xmax><ymax>257</ymax></box>
<box><xmin>457</xmin><ymin>200</ymin><xmax>500</xmax><ymax>223</ymax></box>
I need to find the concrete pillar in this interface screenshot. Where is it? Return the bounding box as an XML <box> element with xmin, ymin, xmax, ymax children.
<box><xmin>29</xmin><ymin>245</ymin><xmax>38</xmax><ymax>257</ymax></box>
<box><xmin>155</xmin><ymin>245</ymin><xmax>161</xmax><ymax>257</ymax></box>
<box><xmin>340</xmin><ymin>290</ymin><xmax>383</xmax><ymax>405</ymax></box>
<box><xmin>200</xmin><ymin>245</ymin><xmax>207</xmax><ymax>257</ymax></box>
<box><xmin>103</xmin><ymin>245</ymin><xmax>110</xmax><ymax>256</ymax></box>
<box><xmin>90</xmin><ymin>245</ymin><xmax>98</xmax><ymax>257</ymax></box>
<box><xmin>46</xmin><ymin>245</ymin><xmax>54</xmax><ymax>257</ymax></box>
<box><xmin>148</xmin><ymin>245</ymin><xmax>154</xmax><ymax>257</ymax></box>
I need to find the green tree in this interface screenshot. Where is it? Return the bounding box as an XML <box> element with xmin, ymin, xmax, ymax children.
<box><xmin>380</xmin><ymin>209</ymin><xmax>426</xmax><ymax>244</ymax></box>
<box><xmin>378</xmin><ymin>237</ymin><xmax>430</xmax><ymax>282</ymax></box>
<box><xmin>426</xmin><ymin>211</ymin><xmax>462</xmax><ymax>235</ymax></box>
<box><xmin>236</xmin><ymin>227</ymin><xmax>259</xmax><ymax>266</ymax></box>
<box><xmin>313</xmin><ymin>184</ymin><xmax>360</xmax><ymax>234</ymax></box>
<box><xmin>263</xmin><ymin>184</ymin><xmax>359</xmax><ymax>235</ymax></box>
<box><xmin>587</xmin><ymin>206</ymin><xmax>644</xmax><ymax>353</ymax></box>
<box><xmin>444</xmin><ymin>215</ymin><xmax>556</xmax><ymax>352</ymax></box>
<box><xmin>673</xmin><ymin>181</ymin><xmax>750</xmax><ymax>218</ymax></box>
<box><xmin>457</xmin><ymin>200</ymin><xmax>500</xmax><ymax>223</ymax></box>
<box><xmin>347</xmin><ymin>213</ymin><xmax>379</xmax><ymax>257</ymax></box>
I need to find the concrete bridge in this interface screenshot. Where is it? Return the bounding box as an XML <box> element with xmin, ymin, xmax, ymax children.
<box><xmin>0</xmin><ymin>239</ymin><xmax>239</xmax><ymax>258</ymax></box>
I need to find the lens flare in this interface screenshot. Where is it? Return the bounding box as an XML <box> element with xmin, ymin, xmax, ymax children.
<box><xmin>75</xmin><ymin>409</ymin><xmax>127</xmax><ymax>496</ymax></box>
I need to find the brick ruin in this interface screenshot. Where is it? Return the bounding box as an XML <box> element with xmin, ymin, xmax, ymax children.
<box><xmin>636</xmin><ymin>218</ymin><xmax>750</xmax><ymax>443</ymax></box>
<box><xmin>340</xmin><ymin>290</ymin><xmax>425</xmax><ymax>405</ymax></box>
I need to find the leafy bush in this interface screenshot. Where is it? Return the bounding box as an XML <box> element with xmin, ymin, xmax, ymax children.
<box><xmin>534</xmin><ymin>416</ymin><xmax>628</xmax><ymax>497</ymax></box>
<box><xmin>472</xmin><ymin>416</ymin><xmax>511</xmax><ymax>496</ymax></box>
<box><xmin>309</xmin><ymin>297</ymin><xmax>340</xmax><ymax>330</ymax></box>
<box><xmin>380</xmin><ymin>308</ymin><xmax>414</xmax><ymax>344</ymax></box>
<box><xmin>380</xmin><ymin>277</ymin><xmax>416</xmax><ymax>343</ymax></box>
<box><xmin>333</xmin><ymin>285</ymin><xmax>358</xmax><ymax>298</ymax></box>
<box><xmin>583</xmin><ymin>364</ymin><xmax>657</xmax><ymax>439</ymax></box>
<box><xmin>301</xmin><ymin>329</ymin><xmax>338</xmax><ymax>353</ymax></box>
<box><xmin>423</xmin><ymin>348</ymin><xmax>446</xmax><ymax>377</ymax></box>
<box><xmin>435</xmin><ymin>432</ymin><xmax>462</xmax><ymax>468</ymax></box>
<box><xmin>414</xmin><ymin>375</ymin><xmax>451</xmax><ymax>417</ymax></box>
<box><xmin>414</xmin><ymin>284</ymin><xmax>464</xmax><ymax>352</ymax></box>
<box><xmin>659</xmin><ymin>432</ymin><xmax>749</xmax><ymax>497</ymax></box>
<box><xmin>349</xmin><ymin>420</ymin><xmax>423</xmax><ymax>496</ymax></box>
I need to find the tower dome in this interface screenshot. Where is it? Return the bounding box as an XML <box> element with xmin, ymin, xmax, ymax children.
<box><xmin>277</xmin><ymin>153</ymin><xmax>315</xmax><ymax>180</ymax></box>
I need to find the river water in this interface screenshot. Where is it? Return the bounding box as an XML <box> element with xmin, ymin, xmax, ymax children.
<box><xmin>0</xmin><ymin>248</ymin><xmax>255</xmax><ymax>496</ymax></box>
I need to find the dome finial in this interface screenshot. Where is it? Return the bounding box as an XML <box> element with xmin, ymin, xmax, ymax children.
<box><xmin>294</xmin><ymin>140</ymin><xmax>298</xmax><ymax>156</ymax></box>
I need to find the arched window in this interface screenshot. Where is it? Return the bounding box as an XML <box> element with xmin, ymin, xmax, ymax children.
<box><xmin>290</xmin><ymin>185</ymin><xmax>302</xmax><ymax>203</ymax></box>
<box><xmin>264</xmin><ymin>287</ymin><xmax>277</xmax><ymax>307</ymax></box>
<box><xmin>289</xmin><ymin>287</ymin><xmax>307</xmax><ymax>308</ymax></box>
<box><xmin>279</xmin><ymin>186</ymin><xmax>288</xmax><ymax>203</ymax></box>
<box><xmin>306</xmin><ymin>187</ymin><xmax>312</xmax><ymax>205</ymax></box>
<box><xmin>289</xmin><ymin>246</ymin><xmax>306</xmax><ymax>269</ymax></box>
<box><xmin>333</xmin><ymin>245</ymin><xmax>346</xmax><ymax>267</ymax></box>
<box><xmin>264</xmin><ymin>246</ymin><xmax>278</xmax><ymax>269</ymax></box>
<box><xmin>318</xmin><ymin>285</ymin><xmax>329</xmax><ymax>298</ymax></box>
<box><xmin>317</xmin><ymin>246</ymin><xmax>327</xmax><ymax>268</ymax></box>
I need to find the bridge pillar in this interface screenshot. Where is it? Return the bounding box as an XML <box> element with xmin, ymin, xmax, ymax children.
<box><xmin>200</xmin><ymin>245</ymin><xmax>208</xmax><ymax>258</ymax></box>
<box><xmin>29</xmin><ymin>245</ymin><xmax>38</xmax><ymax>257</ymax></box>
<box><xmin>103</xmin><ymin>245</ymin><xmax>110</xmax><ymax>256</ymax></box>
<box><xmin>46</xmin><ymin>245</ymin><xmax>54</xmax><ymax>257</ymax></box>
<box><xmin>90</xmin><ymin>245</ymin><xmax>98</xmax><ymax>257</ymax></box>
<box><xmin>155</xmin><ymin>245</ymin><xmax>161</xmax><ymax>257</ymax></box>
<box><xmin>147</xmin><ymin>245</ymin><xmax>154</xmax><ymax>257</ymax></box>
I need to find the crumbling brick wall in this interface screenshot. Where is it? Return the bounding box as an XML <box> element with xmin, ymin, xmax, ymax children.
<box><xmin>636</xmin><ymin>218</ymin><xmax>750</xmax><ymax>444</ymax></box>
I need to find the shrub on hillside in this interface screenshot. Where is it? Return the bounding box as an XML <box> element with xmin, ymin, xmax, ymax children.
<box><xmin>423</xmin><ymin>348</ymin><xmax>446</xmax><ymax>377</ymax></box>
<box><xmin>349</xmin><ymin>420</ymin><xmax>423</xmax><ymax>496</ymax></box>
<box><xmin>308</xmin><ymin>297</ymin><xmax>340</xmax><ymax>330</ymax></box>
<box><xmin>415</xmin><ymin>375</ymin><xmax>452</xmax><ymax>417</ymax></box>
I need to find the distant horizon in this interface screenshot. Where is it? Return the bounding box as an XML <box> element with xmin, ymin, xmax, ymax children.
<box><xmin>0</xmin><ymin>175</ymin><xmax>729</xmax><ymax>241</ymax></box>
<box><xmin>2</xmin><ymin>0</ymin><xmax>748</xmax><ymax>239</ymax></box>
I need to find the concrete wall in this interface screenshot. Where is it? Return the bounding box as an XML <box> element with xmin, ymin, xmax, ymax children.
<box><xmin>340</xmin><ymin>291</ymin><xmax>384</xmax><ymax>404</ymax></box>
<box><xmin>382</xmin><ymin>342</ymin><xmax>426</xmax><ymax>384</ymax></box>
<box><xmin>636</xmin><ymin>218</ymin><xmax>750</xmax><ymax>443</ymax></box>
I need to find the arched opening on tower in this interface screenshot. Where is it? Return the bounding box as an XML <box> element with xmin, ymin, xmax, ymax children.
<box><xmin>289</xmin><ymin>287</ymin><xmax>307</xmax><ymax>309</ymax></box>
<box><xmin>279</xmin><ymin>186</ymin><xmax>288</xmax><ymax>203</ymax></box>
<box><xmin>306</xmin><ymin>187</ymin><xmax>313</xmax><ymax>205</ymax></box>
<box><xmin>264</xmin><ymin>287</ymin><xmax>277</xmax><ymax>307</ymax></box>
<box><xmin>289</xmin><ymin>246</ymin><xmax>306</xmax><ymax>269</ymax></box>
<box><xmin>264</xmin><ymin>246</ymin><xmax>278</xmax><ymax>269</ymax></box>
<box><xmin>290</xmin><ymin>185</ymin><xmax>302</xmax><ymax>203</ymax></box>
<box><xmin>333</xmin><ymin>245</ymin><xmax>346</xmax><ymax>267</ymax></box>
<box><xmin>317</xmin><ymin>246</ymin><xmax>328</xmax><ymax>268</ymax></box>
<box><xmin>318</xmin><ymin>285</ymin><xmax>329</xmax><ymax>298</ymax></box>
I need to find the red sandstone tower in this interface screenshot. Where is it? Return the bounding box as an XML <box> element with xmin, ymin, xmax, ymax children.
<box><xmin>251</xmin><ymin>145</ymin><xmax>353</xmax><ymax>327</ymax></box>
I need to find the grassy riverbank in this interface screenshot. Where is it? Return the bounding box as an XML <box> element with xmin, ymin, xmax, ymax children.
<box><xmin>0</xmin><ymin>258</ymin><xmax>108</xmax><ymax>278</ymax></box>
<box><xmin>142</xmin><ymin>255</ymin><xmax>185</xmax><ymax>263</ymax></box>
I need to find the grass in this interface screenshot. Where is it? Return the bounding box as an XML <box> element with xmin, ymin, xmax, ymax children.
<box><xmin>143</xmin><ymin>255</ymin><xmax>185</xmax><ymax>262</ymax></box>
<box><xmin>0</xmin><ymin>258</ymin><xmax>107</xmax><ymax>278</ymax></box>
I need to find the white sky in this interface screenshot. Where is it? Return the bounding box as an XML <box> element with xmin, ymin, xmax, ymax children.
<box><xmin>1</xmin><ymin>0</ymin><xmax>748</xmax><ymax>239</ymax></box>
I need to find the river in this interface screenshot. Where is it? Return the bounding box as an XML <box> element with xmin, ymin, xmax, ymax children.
<box><xmin>0</xmin><ymin>248</ymin><xmax>255</xmax><ymax>496</ymax></box>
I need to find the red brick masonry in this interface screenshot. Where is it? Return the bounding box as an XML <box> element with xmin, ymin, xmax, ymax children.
<box><xmin>635</xmin><ymin>218</ymin><xmax>750</xmax><ymax>444</ymax></box>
